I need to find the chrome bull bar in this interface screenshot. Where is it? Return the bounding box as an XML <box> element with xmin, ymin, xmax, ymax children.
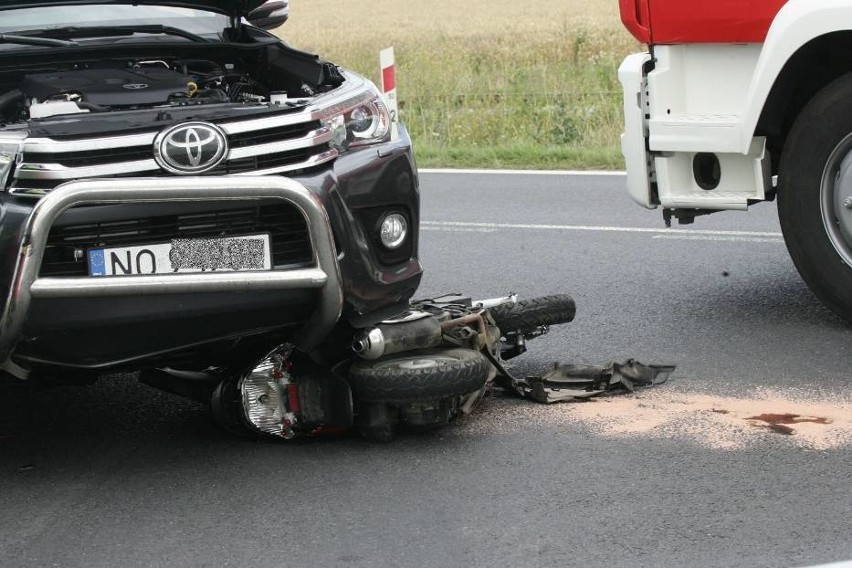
<box><xmin>0</xmin><ymin>176</ymin><xmax>343</xmax><ymax>377</ymax></box>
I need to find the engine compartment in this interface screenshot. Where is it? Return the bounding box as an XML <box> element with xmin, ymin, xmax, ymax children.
<box><xmin>0</xmin><ymin>41</ymin><xmax>345</xmax><ymax>127</ymax></box>
<box><xmin>21</xmin><ymin>66</ymin><xmax>194</xmax><ymax>107</ymax></box>
<box><xmin>2</xmin><ymin>58</ymin><xmax>279</xmax><ymax>123</ymax></box>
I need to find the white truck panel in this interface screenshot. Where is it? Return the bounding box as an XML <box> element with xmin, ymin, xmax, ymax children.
<box><xmin>648</xmin><ymin>44</ymin><xmax>759</xmax><ymax>154</ymax></box>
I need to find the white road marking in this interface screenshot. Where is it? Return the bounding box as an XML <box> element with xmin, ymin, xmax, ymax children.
<box><xmin>421</xmin><ymin>226</ymin><xmax>497</xmax><ymax>233</ymax></box>
<box><xmin>652</xmin><ymin>234</ymin><xmax>784</xmax><ymax>243</ymax></box>
<box><xmin>419</xmin><ymin>168</ymin><xmax>626</xmax><ymax>176</ymax></box>
<box><xmin>421</xmin><ymin>220</ymin><xmax>783</xmax><ymax>238</ymax></box>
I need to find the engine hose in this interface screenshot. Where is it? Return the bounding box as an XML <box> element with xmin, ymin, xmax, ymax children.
<box><xmin>75</xmin><ymin>101</ymin><xmax>110</xmax><ymax>113</ymax></box>
<box><xmin>0</xmin><ymin>89</ymin><xmax>23</xmax><ymax>112</ymax></box>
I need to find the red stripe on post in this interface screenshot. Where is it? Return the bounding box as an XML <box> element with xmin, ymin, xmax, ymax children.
<box><xmin>382</xmin><ymin>66</ymin><xmax>396</xmax><ymax>92</ymax></box>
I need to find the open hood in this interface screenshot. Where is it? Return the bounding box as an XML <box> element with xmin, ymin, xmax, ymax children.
<box><xmin>0</xmin><ymin>0</ymin><xmax>268</xmax><ymax>19</ymax></box>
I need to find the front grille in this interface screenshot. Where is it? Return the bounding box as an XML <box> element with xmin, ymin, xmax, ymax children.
<box><xmin>40</xmin><ymin>203</ymin><xmax>313</xmax><ymax>277</ymax></box>
<box><xmin>228</xmin><ymin>122</ymin><xmax>318</xmax><ymax>148</ymax></box>
<box><xmin>22</xmin><ymin>147</ymin><xmax>153</xmax><ymax>167</ymax></box>
<box><xmin>11</xmin><ymin>113</ymin><xmax>336</xmax><ymax>195</ymax></box>
<box><xmin>210</xmin><ymin>148</ymin><xmax>318</xmax><ymax>174</ymax></box>
<box><xmin>21</xmin><ymin>121</ymin><xmax>322</xmax><ymax>169</ymax></box>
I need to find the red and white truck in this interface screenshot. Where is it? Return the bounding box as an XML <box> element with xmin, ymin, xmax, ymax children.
<box><xmin>618</xmin><ymin>0</ymin><xmax>852</xmax><ymax>322</ymax></box>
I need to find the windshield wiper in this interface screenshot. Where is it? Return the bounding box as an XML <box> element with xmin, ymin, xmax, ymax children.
<box><xmin>0</xmin><ymin>33</ymin><xmax>78</xmax><ymax>47</ymax></box>
<box><xmin>27</xmin><ymin>25</ymin><xmax>209</xmax><ymax>44</ymax></box>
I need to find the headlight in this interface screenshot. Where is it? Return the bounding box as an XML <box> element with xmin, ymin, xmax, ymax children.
<box><xmin>238</xmin><ymin>348</ymin><xmax>298</xmax><ymax>439</ymax></box>
<box><xmin>322</xmin><ymin>83</ymin><xmax>391</xmax><ymax>152</ymax></box>
<box><xmin>0</xmin><ymin>133</ymin><xmax>24</xmax><ymax>189</ymax></box>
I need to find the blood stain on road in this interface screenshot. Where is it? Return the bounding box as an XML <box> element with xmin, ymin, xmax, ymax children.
<box><xmin>457</xmin><ymin>388</ymin><xmax>852</xmax><ymax>451</ymax></box>
<box><xmin>747</xmin><ymin>413</ymin><xmax>832</xmax><ymax>436</ymax></box>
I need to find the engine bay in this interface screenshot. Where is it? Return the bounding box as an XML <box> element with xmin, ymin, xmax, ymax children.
<box><xmin>1</xmin><ymin>57</ymin><xmax>281</xmax><ymax>124</ymax></box>
<box><xmin>21</xmin><ymin>66</ymin><xmax>195</xmax><ymax>108</ymax></box>
<box><xmin>0</xmin><ymin>44</ymin><xmax>344</xmax><ymax>127</ymax></box>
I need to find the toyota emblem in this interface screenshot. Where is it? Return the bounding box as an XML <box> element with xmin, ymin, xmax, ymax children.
<box><xmin>123</xmin><ymin>83</ymin><xmax>149</xmax><ymax>90</ymax></box>
<box><xmin>154</xmin><ymin>122</ymin><xmax>228</xmax><ymax>174</ymax></box>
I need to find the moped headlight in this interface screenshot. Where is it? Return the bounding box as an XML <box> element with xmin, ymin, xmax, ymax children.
<box><xmin>237</xmin><ymin>348</ymin><xmax>299</xmax><ymax>439</ymax></box>
<box><xmin>240</xmin><ymin>358</ymin><xmax>287</xmax><ymax>437</ymax></box>
<box><xmin>0</xmin><ymin>134</ymin><xmax>24</xmax><ymax>189</ymax></box>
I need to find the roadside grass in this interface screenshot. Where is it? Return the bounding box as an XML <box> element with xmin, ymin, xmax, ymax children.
<box><xmin>281</xmin><ymin>0</ymin><xmax>639</xmax><ymax>170</ymax></box>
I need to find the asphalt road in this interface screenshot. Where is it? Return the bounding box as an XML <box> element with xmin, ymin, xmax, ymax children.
<box><xmin>1</xmin><ymin>171</ymin><xmax>850</xmax><ymax>568</ymax></box>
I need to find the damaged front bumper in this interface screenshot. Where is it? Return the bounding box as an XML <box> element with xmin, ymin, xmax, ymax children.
<box><xmin>0</xmin><ymin>176</ymin><xmax>344</xmax><ymax>377</ymax></box>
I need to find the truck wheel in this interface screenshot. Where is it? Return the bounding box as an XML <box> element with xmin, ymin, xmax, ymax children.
<box><xmin>779</xmin><ymin>73</ymin><xmax>852</xmax><ymax>323</ymax></box>
<box><xmin>348</xmin><ymin>348</ymin><xmax>491</xmax><ymax>403</ymax></box>
<box><xmin>488</xmin><ymin>294</ymin><xmax>576</xmax><ymax>334</ymax></box>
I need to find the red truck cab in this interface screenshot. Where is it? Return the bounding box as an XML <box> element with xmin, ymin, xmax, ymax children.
<box><xmin>620</xmin><ymin>0</ymin><xmax>787</xmax><ymax>44</ymax></box>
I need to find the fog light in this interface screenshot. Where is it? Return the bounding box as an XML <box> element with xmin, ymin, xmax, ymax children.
<box><xmin>379</xmin><ymin>213</ymin><xmax>408</xmax><ymax>249</ymax></box>
<box><xmin>239</xmin><ymin>350</ymin><xmax>296</xmax><ymax>438</ymax></box>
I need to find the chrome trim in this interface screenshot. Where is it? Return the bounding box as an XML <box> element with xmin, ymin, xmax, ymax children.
<box><xmin>227</xmin><ymin>127</ymin><xmax>332</xmax><ymax>160</ymax></box>
<box><xmin>31</xmin><ymin>269</ymin><xmax>328</xmax><ymax>298</ymax></box>
<box><xmin>16</xmin><ymin>159</ymin><xmax>160</xmax><ymax>179</ymax></box>
<box><xmin>218</xmin><ymin>107</ymin><xmax>323</xmax><ymax>135</ymax></box>
<box><xmin>9</xmin><ymin>149</ymin><xmax>340</xmax><ymax>186</ymax></box>
<box><xmin>8</xmin><ymin>148</ymin><xmax>339</xmax><ymax>196</ymax></box>
<box><xmin>15</xmin><ymin>127</ymin><xmax>333</xmax><ymax>181</ymax></box>
<box><xmin>0</xmin><ymin>176</ymin><xmax>344</xmax><ymax>372</ymax></box>
<box><xmin>24</xmin><ymin>133</ymin><xmax>157</xmax><ymax>153</ymax></box>
<box><xmin>233</xmin><ymin>148</ymin><xmax>339</xmax><ymax>176</ymax></box>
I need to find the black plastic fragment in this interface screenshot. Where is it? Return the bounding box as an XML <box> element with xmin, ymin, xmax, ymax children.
<box><xmin>494</xmin><ymin>357</ymin><xmax>676</xmax><ymax>404</ymax></box>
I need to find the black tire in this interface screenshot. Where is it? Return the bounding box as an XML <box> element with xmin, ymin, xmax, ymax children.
<box><xmin>210</xmin><ymin>376</ymin><xmax>251</xmax><ymax>437</ymax></box>
<box><xmin>488</xmin><ymin>294</ymin><xmax>576</xmax><ymax>333</ymax></box>
<box><xmin>779</xmin><ymin>73</ymin><xmax>852</xmax><ymax>323</ymax></box>
<box><xmin>348</xmin><ymin>348</ymin><xmax>491</xmax><ymax>403</ymax></box>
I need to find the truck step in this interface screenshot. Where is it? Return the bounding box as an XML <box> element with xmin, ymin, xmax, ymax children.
<box><xmin>654</xmin><ymin>140</ymin><xmax>771</xmax><ymax>212</ymax></box>
<box><xmin>659</xmin><ymin>191</ymin><xmax>753</xmax><ymax>210</ymax></box>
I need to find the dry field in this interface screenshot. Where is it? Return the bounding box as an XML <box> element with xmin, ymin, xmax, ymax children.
<box><xmin>280</xmin><ymin>0</ymin><xmax>640</xmax><ymax>168</ymax></box>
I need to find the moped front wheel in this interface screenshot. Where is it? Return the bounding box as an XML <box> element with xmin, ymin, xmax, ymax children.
<box><xmin>347</xmin><ymin>348</ymin><xmax>491</xmax><ymax>403</ymax></box>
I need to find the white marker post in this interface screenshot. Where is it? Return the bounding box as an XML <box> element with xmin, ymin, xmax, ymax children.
<box><xmin>380</xmin><ymin>47</ymin><xmax>399</xmax><ymax>140</ymax></box>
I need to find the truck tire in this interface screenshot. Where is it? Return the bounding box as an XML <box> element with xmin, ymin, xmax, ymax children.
<box><xmin>348</xmin><ymin>348</ymin><xmax>491</xmax><ymax>403</ymax></box>
<box><xmin>779</xmin><ymin>72</ymin><xmax>852</xmax><ymax>324</ymax></box>
<box><xmin>488</xmin><ymin>294</ymin><xmax>576</xmax><ymax>334</ymax></box>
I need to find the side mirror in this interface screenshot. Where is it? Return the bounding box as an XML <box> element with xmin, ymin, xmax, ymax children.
<box><xmin>247</xmin><ymin>0</ymin><xmax>289</xmax><ymax>30</ymax></box>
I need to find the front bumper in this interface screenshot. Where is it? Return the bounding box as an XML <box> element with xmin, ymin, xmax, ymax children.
<box><xmin>0</xmin><ymin>127</ymin><xmax>423</xmax><ymax>373</ymax></box>
<box><xmin>618</xmin><ymin>52</ymin><xmax>656</xmax><ymax>209</ymax></box>
<box><xmin>0</xmin><ymin>176</ymin><xmax>343</xmax><ymax>373</ymax></box>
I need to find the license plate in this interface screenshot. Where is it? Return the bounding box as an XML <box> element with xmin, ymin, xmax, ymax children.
<box><xmin>87</xmin><ymin>234</ymin><xmax>272</xmax><ymax>276</ymax></box>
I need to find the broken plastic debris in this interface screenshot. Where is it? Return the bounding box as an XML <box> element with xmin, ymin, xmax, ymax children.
<box><xmin>496</xmin><ymin>359</ymin><xmax>676</xmax><ymax>404</ymax></box>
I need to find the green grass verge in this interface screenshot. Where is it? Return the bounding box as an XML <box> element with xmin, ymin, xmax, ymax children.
<box><xmin>413</xmin><ymin>143</ymin><xmax>623</xmax><ymax>170</ymax></box>
<box><xmin>283</xmin><ymin>2</ymin><xmax>637</xmax><ymax>170</ymax></box>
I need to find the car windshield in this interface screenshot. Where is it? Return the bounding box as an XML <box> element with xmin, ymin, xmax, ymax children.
<box><xmin>0</xmin><ymin>6</ymin><xmax>229</xmax><ymax>36</ymax></box>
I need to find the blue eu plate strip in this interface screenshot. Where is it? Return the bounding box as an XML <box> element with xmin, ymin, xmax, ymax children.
<box><xmin>87</xmin><ymin>249</ymin><xmax>106</xmax><ymax>276</ymax></box>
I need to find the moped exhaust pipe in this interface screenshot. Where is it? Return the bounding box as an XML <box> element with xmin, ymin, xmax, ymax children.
<box><xmin>353</xmin><ymin>312</ymin><xmax>442</xmax><ymax>360</ymax></box>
